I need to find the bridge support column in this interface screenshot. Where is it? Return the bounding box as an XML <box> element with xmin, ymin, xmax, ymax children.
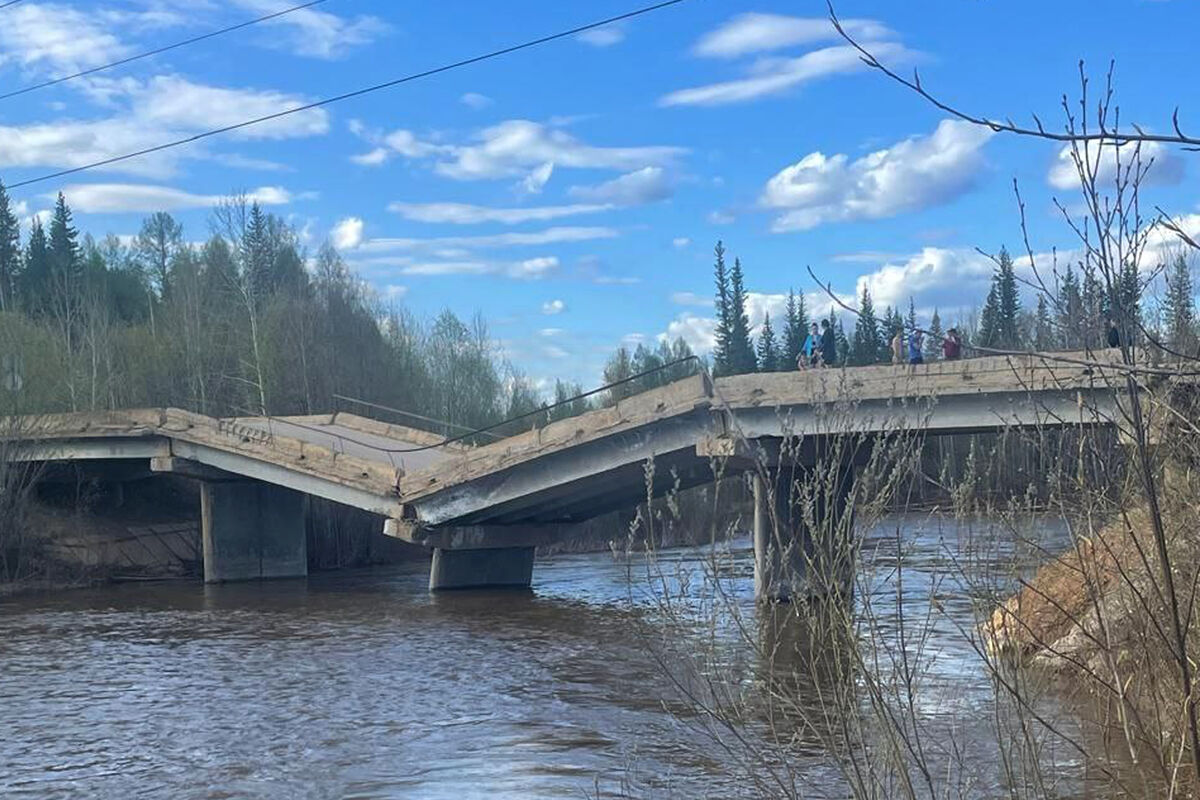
<box><xmin>201</xmin><ymin>481</ymin><xmax>306</xmax><ymax>583</ymax></box>
<box><xmin>753</xmin><ymin>464</ymin><xmax>855</xmax><ymax>602</ymax></box>
<box><xmin>428</xmin><ymin>546</ymin><xmax>535</xmax><ymax>591</ymax></box>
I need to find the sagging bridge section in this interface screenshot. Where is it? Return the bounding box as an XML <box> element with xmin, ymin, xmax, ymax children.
<box><xmin>8</xmin><ymin>352</ymin><xmax>1127</xmax><ymax>599</ymax></box>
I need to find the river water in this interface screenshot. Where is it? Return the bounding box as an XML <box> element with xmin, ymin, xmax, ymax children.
<box><xmin>1</xmin><ymin>514</ymin><xmax>1100</xmax><ymax>799</ymax></box>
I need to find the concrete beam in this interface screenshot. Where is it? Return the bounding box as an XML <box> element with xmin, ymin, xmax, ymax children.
<box><xmin>8</xmin><ymin>437</ymin><xmax>168</xmax><ymax>462</ymax></box>
<box><xmin>150</xmin><ymin>456</ymin><xmax>240</xmax><ymax>481</ymax></box>
<box><xmin>383</xmin><ymin>519</ymin><xmax>565</xmax><ymax>550</ymax></box>
<box><xmin>428</xmin><ymin>546</ymin><xmax>535</xmax><ymax>591</ymax></box>
<box><xmin>171</xmin><ymin>439</ymin><xmax>405</xmax><ymax>518</ymax></box>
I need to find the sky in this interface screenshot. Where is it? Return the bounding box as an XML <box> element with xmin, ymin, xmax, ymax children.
<box><xmin>1</xmin><ymin>0</ymin><xmax>1197</xmax><ymax>391</ymax></box>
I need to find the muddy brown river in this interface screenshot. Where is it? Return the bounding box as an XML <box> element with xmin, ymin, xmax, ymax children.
<box><xmin>1</xmin><ymin>515</ymin><xmax>1114</xmax><ymax>799</ymax></box>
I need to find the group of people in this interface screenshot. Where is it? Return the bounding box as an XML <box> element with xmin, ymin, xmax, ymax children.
<box><xmin>794</xmin><ymin>323</ymin><xmax>964</xmax><ymax>370</ymax></box>
<box><xmin>798</xmin><ymin>320</ymin><xmax>839</xmax><ymax>368</ymax></box>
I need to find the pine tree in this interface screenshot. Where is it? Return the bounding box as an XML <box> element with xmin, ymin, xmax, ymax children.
<box><xmin>782</xmin><ymin>289</ymin><xmax>807</xmax><ymax>370</ymax></box>
<box><xmin>711</xmin><ymin>241</ymin><xmax>733</xmax><ymax>375</ymax></box>
<box><xmin>833</xmin><ymin>311</ymin><xmax>849</xmax><ymax>366</ymax></box>
<box><xmin>135</xmin><ymin>212</ymin><xmax>183</xmax><ymax>300</ymax></box>
<box><xmin>1080</xmin><ymin>261</ymin><xmax>1103</xmax><ymax>348</ymax></box>
<box><xmin>756</xmin><ymin>312</ymin><xmax>779</xmax><ymax>371</ymax></box>
<box><xmin>727</xmin><ymin>257</ymin><xmax>756</xmax><ymax>374</ymax></box>
<box><xmin>925</xmin><ymin>308</ymin><xmax>943</xmax><ymax>362</ymax></box>
<box><xmin>979</xmin><ymin>248</ymin><xmax>1022</xmax><ymax>349</ymax></box>
<box><xmin>1033</xmin><ymin>295</ymin><xmax>1054</xmax><ymax>351</ymax></box>
<box><xmin>850</xmin><ymin>285</ymin><xmax>882</xmax><ymax>365</ymax></box>
<box><xmin>47</xmin><ymin>193</ymin><xmax>81</xmax><ymax>286</ymax></box>
<box><xmin>22</xmin><ymin>218</ymin><xmax>49</xmax><ymax>314</ymax></box>
<box><xmin>1164</xmin><ymin>254</ymin><xmax>1196</xmax><ymax>353</ymax></box>
<box><xmin>1057</xmin><ymin>266</ymin><xmax>1083</xmax><ymax>348</ymax></box>
<box><xmin>0</xmin><ymin>181</ymin><xmax>20</xmax><ymax>311</ymax></box>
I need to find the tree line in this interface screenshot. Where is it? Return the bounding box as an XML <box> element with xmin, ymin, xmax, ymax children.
<box><xmin>696</xmin><ymin>240</ymin><xmax>1196</xmax><ymax>376</ymax></box>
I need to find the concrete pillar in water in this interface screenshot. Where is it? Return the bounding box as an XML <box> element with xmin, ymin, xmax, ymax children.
<box><xmin>753</xmin><ymin>464</ymin><xmax>855</xmax><ymax>602</ymax></box>
<box><xmin>200</xmin><ymin>481</ymin><xmax>306</xmax><ymax>583</ymax></box>
<box><xmin>428</xmin><ymin>546</ymin><xmax>535</xmax><ymax>591</ymax></box>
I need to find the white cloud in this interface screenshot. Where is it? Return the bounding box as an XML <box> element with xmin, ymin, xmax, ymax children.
<box><xmin>539</xmin><ymin>327</ymin><xmax>564</xmax><ymax>337</ymax></box>
<box><xmin>351</xmin><ymin>147</ymin><xmax>390</xmax><ymax>166</ymax></box>
<box><xmin>0</xmin><ymin>3</ymin><xmax>129</xmax><ymax>77</ymax></box>
<box><xmin>0</xmin><ymin>76</ymin><xmax>328</xmax><ymax>178</ymax></box>
<box><xmin>518</xmin><ymin>162</ymin><xmax>555</xmax><ymax>195</ymax></box>
<box><xmin>693</xmin><ymin>13</ymin><xmax>891</xmax><ymax>58</ymax></box>
<box><xmin>761</xmin><ymin>119</ymin><xmax>993</xmax><ymax>231</ymax></box>
<box><xmin>661</xmin><ymin>290</ymin><xmax>837</xmax><ymax>354</ymax></box>
<box><xmin>428</xmin><ymin>120</ymin><xmax>681</xmax><ymax>180</ymax></box>
<box><xmin>387</xmin><ymin>201</ymin><xmax>611</xmax><ymax>225</ymax></box>
<box><xmin>394</xmin><ymin>256</ymin><xmax>560</xmax><ymax>280</ymax></box>
<box><xmin>708</xmin><ymin>210</ymin><xmax>735</xmax><ymax>225</ymax></box>
<box><xmin>673</xmin><ymin>237</ymin><xmax>691</xmax><ymax>249</ymax></box>
<box><xmin>460</xmin><ymin>92</ymin><xmax>494</xmax><ymax>109</ymax></box>
<box><xmin>332</xmin><ymin>216</ymin><xmax>364</xmax><ymax>250</ymax></box>
<box><xmin>231</xmin><ymin>0</ymin><xmax>388</xmax><ymax>59</ymax></box>
<box><xmin>359</xmin><ymin>226</ymin><xmax>618</xmax><ymax>253</ymax></box>
<box><xmin>853</xmin><ymin>247</ymin><xmax>995</xmax><ymax>313</ymax></box>
<box><xmin>541</xmin><ymin>299</ymin><xmax>566</xmax><ymax>315</ymax></box>
<box><xmin>55</xmin><ymin>183</ymin><xmax>293</xmax><ymax>213</ymax></box>
<box><xmin>568</xmin><ymin>166</ymin><xmax>673</xmax><ymax>205</ymax></box>
<box><xmin>661</xmin><ymin>42</ymin><xmax>913</xmax><ymax>107</ymax></box>
<box><xmin>384</xmin><ymin>284</ymin><xmax>407</xmax><ymax>299</ymax></box>
<box><xmin>578</xmin><ymin>25</ymin><xmax>624</xmax><ymax>47</ymax></box>
<box><xmin>670</xmin><ymin>291</ymin><xmax>710</xmax><ymax>307</ymax></box>
<box><xmin>1047</xmin><ymin>140</ymin><xmax>1185</xmax><ymax>191</ymax></box>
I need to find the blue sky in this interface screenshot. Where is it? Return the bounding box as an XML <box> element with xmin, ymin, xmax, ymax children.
<box><xmin>1</xmin><ymin>0</ymin><xmax>1196</xmax><ymax>390</ymax></box>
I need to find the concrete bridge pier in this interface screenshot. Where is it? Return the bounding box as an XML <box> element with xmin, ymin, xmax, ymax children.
<box><xmin>428</xmin><ymin>547</ymin><xmax>535</xmax><ymax>591</ymax></box>
<box><xmin>753</xmin><ymin>462</ymin><xmax>855</xmax><ymax>603</ymax></box>
<box><xmin>200</xmin><ymin>481</ymin><xmax>307</xmax><ymax>583</ymax></box>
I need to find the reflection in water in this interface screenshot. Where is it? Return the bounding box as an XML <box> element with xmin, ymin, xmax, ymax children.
<box><xmin>0</xmin><ymin>514</ymin><xmax>1106</xmax><ymax>799</ymax></box>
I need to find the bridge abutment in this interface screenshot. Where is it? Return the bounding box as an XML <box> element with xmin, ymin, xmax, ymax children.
<box><xmin>428</xmin><ymin>546</ymin><xmax>535</xmax><ymax>591</ymax></box>
<box><xmin>201</xmin><ymin>481</ymin><xmax>307</xmax><ymax>583</ymax></box>
<box><xmin>753</xmin><ymin>462</ymin><xmax>855</xmax><ymax>603</ymax></box>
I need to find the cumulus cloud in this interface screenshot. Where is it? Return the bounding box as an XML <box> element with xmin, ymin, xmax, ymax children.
<box><xmin>568</xmin><ymin>166</ymin><xmax>673</xmax><ymax>205</ymax></box>
<box><xmin>387</xmin><ymin>201</ymin><xmax>611</xmax><ymax>225</ymax></box>
<box><xmin>359</xmin><ymin>226</ymin><xmax>618</xmax><ymax>253</ymax></box>
<box><xmin>1047</xmin><ymin>140</ymin><xmax>1185</xmax><ymax>191</ymax></box>
<box><xmin>853</xmin><ymin>247</ymin><xmax>995</xmax><ymax>314</ymax></box>
<box><xmin>517</xmin><ymin>162</ymin><xmax>554</xmax><ymax>195</ymax></box>
<box><xmin>331</xmin><ymin>216</ymin><xmax>364</xmax><ymax>250</ymax></box>
<box><xmin>0</xmin><ymin>3</ymin><xmax>129</xmax><ymax>77</ymax></box>
<box><xmin>55</xmin><ymin>182</ymin><xmax>293</xmax><ymax>213</ymax></box>
<box><xmin>358</xmin><ymin>120</ymin><xmax>683</xmax><ymax>180</ymax></box>
<box><xmin>0</xmin><ymin>75</ymin><xmax>328</xmax><ymax>177</ymax></box>
<box><xmin>577</xmin><ymin>25</ymin><xmax>624</xmax><ymax>47</ymax></box>
<box><xmin>670</xmin><ymin>291</ymin><xmax>710</xmax><ymax>307</ymax></box>
<box><xmin>351</xmin><ymin>147</ymin><xmax>390</xmax><ymax>166</ymax></box>
<box><xmin>232</xmin><ymin>0</ymin><xmax>388</xmax><ymax>59</ymax></box>
<box><xmin>673</xmin><ymin>237</ymin><xmax>691</xmax><ymax>249</ymax></box>
<box><xmin>460</xmin><ymin>92</ymin><xmax>494</xmax><ymax>109</ymax></box>
<box><xmin>662</xmin><ymin>42</ymin><xmax>914</xmax><ymax>107</ymax></box>
<box><xmin>693</xmin><ymin>13</ymin><xmax>892</xmax><ymax>58</ymax></box>
<box><xmin>542</xmin><ymin>299</ymin><xmax>566</xmax><ymax>315</ymax></box>
<box><xmin>761</xmin><ymin>119</ymin><xmax>993</xmax><ymax>231</ymax></box>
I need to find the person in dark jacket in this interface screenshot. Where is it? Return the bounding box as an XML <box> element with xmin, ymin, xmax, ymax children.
<box><xmin>943</xmin><ymin>328</ymin><xmax>962</xmax><ymax>360</ymax></box>
<box><xmin>820</xmin><ymin>318</ymin><xmax>837</xmax><ymax>367</ymax></box>
<box><xmin>1107</xmin><ymin>320</ymin><xmax>1121</xmax><ymax>348</ymax></box>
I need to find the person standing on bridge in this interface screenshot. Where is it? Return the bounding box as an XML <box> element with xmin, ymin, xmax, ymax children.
<box><xmin>820</xmin><ymin>318</ymin><xmax>837</xmax><ymax>367</ymax></box>
<box><xmin>891</xmin><ymin>328</ymin><xmax>905</xmax><ymax>364</ymax></box>
<box><xmin>800</xmin><ymin>322</ymin><xmax>821</xmax><ymax>368</ymax></box>
<box><xmin>1107</xmin><ymin>319</ymin><xmax>1122</xmax><ymax>349</ymax></box>
<box><xmin>943</xmin><ymin>328</ymin><xmax>962</xmax><ymax>360</ymax></box>
<box><xmin>908</xmin><ymin>328</ymin><xmax>924</xmax><ymax>365</ymax></box>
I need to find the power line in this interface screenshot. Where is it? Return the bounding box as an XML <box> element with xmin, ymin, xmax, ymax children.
<box><xmin>0</xmin><ymin>0</ymin><xmax>332</xmax><ymax>102</ymax></box>
<box><xmin>0</xmin><ymin>0</ymin><xmax>26</xmax><ymax>9</ymax></box>
<box><xmin>6</xmin><ymin>0</ymin><xmax>694</xmax><ymax>191</ymax></box>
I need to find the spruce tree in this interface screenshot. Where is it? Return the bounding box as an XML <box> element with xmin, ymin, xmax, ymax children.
<box><xmin>979</xmin><ymin>248</ymin><xmax>1022</xmax><ymax>349</ymax></box>
<box><xmin>47</xmin><ymin>193</ymin><xmax>81</xmax><ymax>285</ymax></box>
<box><xmin>833</xmin><ymin>312</ymin><xmax>849</xmax><ymax>366</ymax></box>
<box><xmin>1033</xmin><ymin>295</ymin><xmax>1054</xmax><ymax>351</ymax></box>
<box><xmin>925</xmin><ymin>308</ymin><xmax>943</xmax><ymax>362</ymax></box>
<box><xmin>756</xmin><ymin>312</ymin><xmax>779</xmax><ymax>371</ymax></box>
<box><xmin>711</xmin><ymin>241</ymin><xmax>733</xmax><ymax>375</ymax></box>
<box><xmin>782</xmin><ymin>289</ymin><xmax>807</xmax><ymax>370</ymax></box>
<box><xmin>1164</xmin><ymin>254</ymin><xmax>1196</xmax><ymax>353</ymax></box>
<box><xmin>727</xmin><ymin>257</ymin><xmax>756</xmax><ymax>374</ymax></box>
<box><xmin>0</xmin><ymin>181</ymin><xmax>19</xmax><ymax>311</ymax></box>
<box><xmin>22</xmin><ymin>218</ymin><xmax>49</xmax><ymax>314</ymax></box>
<box><xmin>1057</xmin><ymin>266</ymin><xmax>1082</xmax><ymax>348</ymax></box>
<box><xmin>1080</xmin><ymin>261</ymin><xmax>1103</xmax><ymax>348</ymax></box>
<box><xmin>850</xmin><ymin>285</ymin><xmax>882</xmax><ymax>365</ymax></box>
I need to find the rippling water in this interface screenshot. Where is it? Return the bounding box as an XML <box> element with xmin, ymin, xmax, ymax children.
<box><xmin>1</xmin><ymin>514</ymin><xmax>1097</xmax><ymax>799</ymax></box>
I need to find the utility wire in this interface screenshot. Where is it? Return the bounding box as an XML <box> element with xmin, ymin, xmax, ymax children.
<box><xmin>6</xmin><ymin>0</ymin><xmax>694</xmax><ymax>190</ymax></box>
<box><xmin>0</xmin><ymin>0</ymin><xmax>26</xmax><ymax>9</ymax></box>
<box><xmin>0</xmin><ymin>0</ymin><xmax>332</xmax><ymax>102</ymax></box>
